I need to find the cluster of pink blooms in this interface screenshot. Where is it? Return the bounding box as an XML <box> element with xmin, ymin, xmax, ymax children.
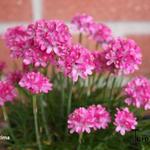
<box><xmin>19</xmin><ymin>72</ymin><xmax>53</xmax><ymax>94</ymax></box>
<box><xmin>114</xmin><ymin>107</ymin><xmax>137</xmax><ymax>135</ymax></box>
<box><xmin>68</xmin><ymin>105</ymin><xmax>111</xmax><ymax>134</ymax></box>
<box><xmin>4</xmin><ymin>20</ymin><xmax>72</xmax><ymax>68</ymax></box>
<box><xmin>124</xmin><ymin>76</ymin><xmax>150</xmax><ymax>110</ymax></box>
<box><xmin>104</xmin><ymin>37</ymin><xmax>142</xmax><ymax>75</ymax></box>
<box><xmin>0</xmin><ymin>81</ymin><xmax>17</xmax><ymax>106</ymax></box>
<box><xmin>58</xmin><ymin>44</ymin><xmax>95</xmax><ymax>82</ymax></box>
<box><xmin>71</xmin><ymin>13</ymin><xmax>112</xmax><ymax>43</ymax></box>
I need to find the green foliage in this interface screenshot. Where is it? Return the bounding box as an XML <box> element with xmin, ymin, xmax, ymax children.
<box><xmin>1</xmin><ymin>73</ymin><xmax>150</xmax><ymax>150</ymax></box>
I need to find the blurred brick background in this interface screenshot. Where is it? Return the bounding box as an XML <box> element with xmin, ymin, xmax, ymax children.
<box><xmin>0</xmin><ymin>0</ymin><xmax>150</xmax><ymax>75</ymax></box>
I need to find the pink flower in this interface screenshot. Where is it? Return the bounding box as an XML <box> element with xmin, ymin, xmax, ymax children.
<box><xmin>104</xmin><ymin>37</ymin><xmax>142</xmax><ymax>75</ymax></box>
<box><xmin>4</xmin><ymin>26</ymin><xmax>29</xmax><ymax>58</ymax></box>
<box><xmin>68</xmin><ymin>107</ymin><xmax>93</xmax><ymax>134</ymax></box>
<box><xmin>6</xmin><ymin>70</ymin><xmax>23</xmax><ymax>85</ymax></box>
<box><xmin>0</xmin><ymin>61</ymin><xmax>6</xmax><ymax>73</ymax></box>
<box><xmin>58</xmin><ymin>44</ymin><xmax>95</xmax><ymax>82</ymax></box>
<box><xmin>19</xmin><ymin>72</ymin><xmax>53</xmax><ymax>94</ymax></box>
<box><xmin>67</xmin><ymin>105</ymin><xmax>111</xmax><ymax>134</ymax></box>
<box><xmin>87</xmin><ymin>105</ymin><xmax>111</xmax><ymax>130</ymax></box>
<box><xmin>114</xmin><ymin>107</ymin><xmax>137</xmax><ymax>135</ymax></box>
<box><xmin>27</xmin><ymin>19</ymin><xmax>72</xmax><ymax>54</ymax></box>
<box><xmin>22</xmin><ymin>47</ymin><xmax>53</xmax><ymax>67</ymax></box>
<box><xmin>71</xmin><ymin>13</ymin><xmax>94</xmax><ymax>34</ymax></box>
<box><xmin>124</xmin><ymin>77</ymin><xmax>150</xmax><ymax>110</ymax></box>
<box><xmin>0</xmin><ymin>81</ymin><xmax>17</xmax><ymax>106</ymax></box>
<box><xmin>91</xmin><ymin>23</ymin><xmax>112</xmax><ymax>44</ymax></box>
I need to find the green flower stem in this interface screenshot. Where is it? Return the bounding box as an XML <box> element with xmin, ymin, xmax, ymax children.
<box><xmin>103</xmin><ymin>73</ymin><xmax>111</xmax><ymax>99</ymax></box>
<box><xmin>109</xmin><ymin>76</ymin><xmax>117</xmax><ymax>100</ymax></box>
<box><xmin>77</xmin><ymin>133</ymin><xmax>83</xmax><ymax>150</ymax></box>
<box><xmin>67</xmin><ymin>81</ymin><xmax>73</xmax><ymax>115</ymax></box>
<box><xmin>2</xmin><ymin>105</ymin><xmax>17</xmax><ymax>144</ymax></box>
<box><xmin>33</xmin><ymin>95</ymin><xmax>42</xmax><ymax>150</ymax></box>
<box><xmin>40</xmin><ymin>95</ymin><xmax>52</xmax><ymax>143</ymax></box>
<box><xmin>61</xmin><ymin>75</ymin><xmax>65</xmax><ymax>117</ymax></box>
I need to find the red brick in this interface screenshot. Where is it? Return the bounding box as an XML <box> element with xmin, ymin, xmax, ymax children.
<box><xmin>43</xmin><ymin>0</ymin><xmax>150</xmax><ymax>21</ymax></box>
<box><xmin>127</xmin><ymin>35</ymin><xmax>150</xmax><ymax>76</ymax></box>
<box><xmin>0</xmin><ymin>0</ymin><xmax>32</xmax><ymax>22</ymax></box>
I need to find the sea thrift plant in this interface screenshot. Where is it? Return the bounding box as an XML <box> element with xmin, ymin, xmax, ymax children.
<box><xmin>2</xmin><ymin>13</ymin><xmax>150</xmax><ymax>150</ymax></box>
<box><xmin>19</xmin><ymin>72</ymin><xmax>53</xmax><ymax>94</ymax></box>
<box><xmin>104</xmin><ymin>37</ymin><xmax>142</xmax><ymax>75</ymax></box>
<box><xmin>0</xmin><ymin>81</ymin><xmax>17</xmax><ymax>106</ymax></box>
<box><xmin>114</xmin><ymin>107</ymin><xmax>137</xmax><ymax>135</ymax></box>
<box><xmin>124</xmin><ymin>76</ymin><xmax>150</xmax><ymax>110</ymax></box>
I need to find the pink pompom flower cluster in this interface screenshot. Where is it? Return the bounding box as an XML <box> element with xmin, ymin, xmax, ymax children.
<box><xmin>71</xmin><ymin>13</ymin><xmax>112</xmax><ymax>43</ymax></box>
<box><xmin>104</xmin><ymin>37</ymin><xmax>142</xmax><ymax>75</ymax></box>
<box><xmin>19</xmin><ymin>72</ymin><xmax>53</xmax><ymax>94</ymax></box>
<box><xmin>0</xmin><ymin>81</ymin><xmax>17</xmax><ymax>106</ymax></box>
<box><xmin>68</xmin><ymin>105</ymin><xmax>111</xmax><ymax>134</ymax></box>
<box><xmin>4</xmin><ymin>20</ymin><xmax>72</xmax><ymax>68</ymax></box>
<box><xmin>114</xmin><ymin>107</ymin><xmax>137</xmax><ymax>135</ymax></box>
<box><xmin>124</xmin><ymin>76</ymin><xmax>150</xmax><ymax>110</ymax></box>
<box><xmin>58</xmin><ymin>44</ymin><xmax>95</xmax><ymax>82</ymax></box>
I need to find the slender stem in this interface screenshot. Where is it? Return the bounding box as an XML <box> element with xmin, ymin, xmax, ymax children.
<box><xmin>67</xmin><ymin>81</ymin><xmax>73</xmax><ymax>115</ymax></box>
<box><xmin>2</xmin><ymin>105</ymin><xmax>17</xmax><ymax>144</ymax></box>
<box><xmin>109</xmin><ymin>76</ymin><xmax>117</xmax><ymax>100</ymax></box>
<box><xmin>103</xmin><ymin>73</ymin><xmax>111</xmax><ymax>99</ymax></box>
<box><xmin>33</xmin><ymin>95</ymin><xmax>42</xmax><ymax>150</ymax></box>
<box><xmin>40</xmin><ymin>95</ymin><xmax>52</xmax><ymax>143</ymax></box>
<box><xmin>79</xmin><ymin>32</ymin><xmax>82</xmax><ymax>44</ymax></box>
<box><xmin>77</xmin><ymin>133</ymin><xmax>83</xmax><ymax>150</ymax></box>
<box><xmin>61</xmin><ymin>75</ymin><xmax>65</xmax><ymax>117</ymax></box>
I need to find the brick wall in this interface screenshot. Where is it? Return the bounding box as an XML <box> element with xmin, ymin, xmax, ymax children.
<box><xmin>0</xmin><ymin>0</ymin><xmax>150</xmax><ymax>75</ymax></box>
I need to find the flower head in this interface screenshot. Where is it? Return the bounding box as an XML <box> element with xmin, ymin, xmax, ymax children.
<box><xmin>91</xmin><ymin>23</ymin><xmax>112</xmax><ymax>44</ymax></box>
<box><xmin>0</xmin><ymin>81</ymin><xmax>17</xmax><ymax>106</ymax></box>
<box><xmin>4</xmin><ymin>26</ymin><xmax>29</xmax><ymax>58</ymax></box>
<box><xmin>19</xmin><ymin>72</ymin><xmax>53</xmax><ymax>94</ymax></box>
<box><xmin>124</xmin><ymin>76</ymin><xmax>150</xmax><ymax>110</ymax></box>
<box><xmin>87</xmin><ymin>105</ymin><xmax>111</xmax><ymax>130</ymax></box>
<box><xmin>67</xmin><ymin>105</ymin><xmax>111</xmax><ymax>134</ymax></box>
<box><xmin>58</xmin><ymin>44</ymin><xmax>95</xmax><ymax>82</ymax></box>
<box><xmin>71</xmin><ymin>13</ymin><xmax>94</xmax><ymax>34</ymax></box>
<box><xmin>68</xmin><ymin>107</ymin><xmax>93</xmax><ymax>134</ymax></box>
<box><xmin>114</xmin><ymin>107</ymin><xmax>137</xmax><ymax>135</ymax></box>
<box><xmin>104</xmin><ymin>37</ymin><xmax>142</xmax><ymax>75</ymax></box>
<box><xmin>27</xmin><ymin>19</ymin><xmax>72</xmax><ymax>54</ymax></box>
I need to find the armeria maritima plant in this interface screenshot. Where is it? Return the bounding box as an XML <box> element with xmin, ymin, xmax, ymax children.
<box><xmin>0</xmin><ymin>13</ymin><xmax>149</xmax><ymax>150</ymax></box>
